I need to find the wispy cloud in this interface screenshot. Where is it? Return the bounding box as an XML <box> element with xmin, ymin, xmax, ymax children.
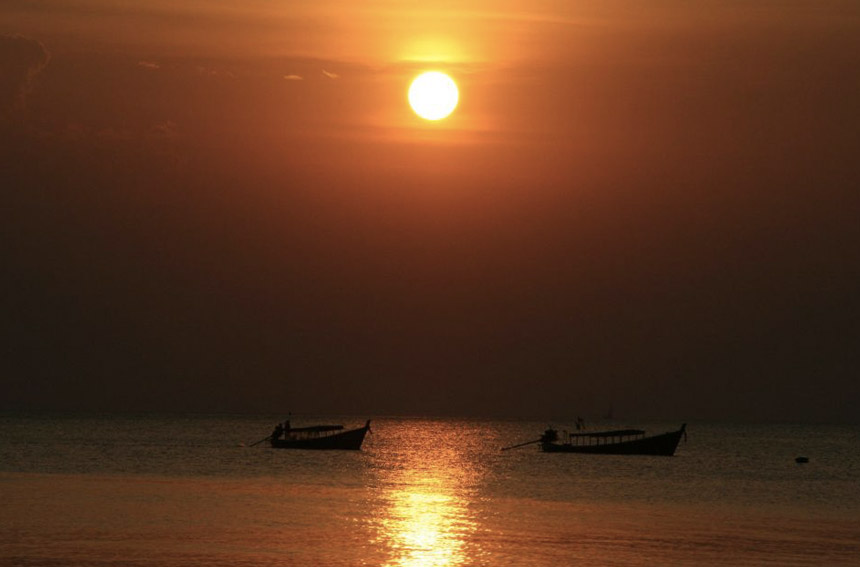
<box><xmin>0</xmin><ymin>34</ymin><xmax>50</xmax><ymax>122</ymax></box>
<box><xmin>196</xmin><ymin>65</ymin><xmax>236</xmax><ymax>78</ymax></box>
<box><xmin>151</xmin><ymin>120</ymin><xmax>179</xmax><ymax>138</ymax></box>
<box><xmin>322</xmin><ymin>69</ymin><xmax>339</xmax><ymax>79</ymax></box>
<box><xmin>284</xmin><ymin>74</ymin><xmax>303</xmax><ymax>81</ymax></box>
<box><xmin>137</xmin><ymin>60</ymin><xmax>160</xmax><ymax>70</ymax></box>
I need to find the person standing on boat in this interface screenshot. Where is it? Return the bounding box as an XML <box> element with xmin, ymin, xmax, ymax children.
<box><xmin>271</xmin><ymin>422</ymin><xmax>284</xmax><ymax>440</ymax></box>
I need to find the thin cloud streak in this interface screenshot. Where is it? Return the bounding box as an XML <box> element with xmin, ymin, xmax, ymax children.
<box><xmin>0</xmin><ymin>34</ymin><xmax>50</xmax><ymax>122</ymax></box>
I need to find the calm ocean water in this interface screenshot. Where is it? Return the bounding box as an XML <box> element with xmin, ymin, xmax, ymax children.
<box><xmin>1</xmin><ymin>413</ymin><xmax>859</xmax><ymax>566</ymax></box>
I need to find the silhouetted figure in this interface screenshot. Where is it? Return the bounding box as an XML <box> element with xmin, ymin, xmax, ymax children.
<box><xmin>272</xmin><ymin>423</ymin><xmax>284</xmax><ymax>440</ymax></box>
<box><xmin>540</xmin><ymin>428</ymin><xmax>558</xmax><ymax>443</ymax></box>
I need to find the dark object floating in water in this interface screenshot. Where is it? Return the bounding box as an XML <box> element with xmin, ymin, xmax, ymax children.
<box><xmin>503</xmin><ymin>424</ymin><xmax>687</xmax><ymax>456</ymax></box>
<box><xmin>795</xmin><ymin>456</ymin><xmax>809</xmax><ymax>464</ymax></box>
<box><xmin>257</xmin><ymin>419</ymin><xmax>371</xmax><ymax>450</ymax></box>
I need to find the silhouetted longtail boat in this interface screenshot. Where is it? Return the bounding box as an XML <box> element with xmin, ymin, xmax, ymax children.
<box><xmin>268</xmin><ymin>419</ymin><xmax>371</xmax><ymax>450</ymax></box>
<box><xmin>540</xmin><ymin>423</ymin><xmax>686</xmax><ymax>455</ymax></box>
<box><xmin>502</xmin><ymin>423</ymin><xmax>686</xmax><ymax>455</ymax></box>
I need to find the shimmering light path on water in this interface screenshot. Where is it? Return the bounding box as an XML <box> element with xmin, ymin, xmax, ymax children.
<box><xmin>1</xmin><ymin>415</ymin><xmax>859</xmax><ymax>566</ymax></box>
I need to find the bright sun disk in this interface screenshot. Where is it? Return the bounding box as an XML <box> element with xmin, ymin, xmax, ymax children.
<box><xmin>408</xmin><ymin>71</ymin><xmax>459</xmax><ymax>121</ymax></box>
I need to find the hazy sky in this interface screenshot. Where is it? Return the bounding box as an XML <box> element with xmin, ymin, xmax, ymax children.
<box><xmin>2</xmin><ymin>1</ymin><xmax>859</xmax><ymax>422</ymax></box>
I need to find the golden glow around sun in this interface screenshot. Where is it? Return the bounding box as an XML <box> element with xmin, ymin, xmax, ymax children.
<box><xmin>408</xmin><ymin>72</ymin><xmax>459</xmax><ymax>121</ymax></box>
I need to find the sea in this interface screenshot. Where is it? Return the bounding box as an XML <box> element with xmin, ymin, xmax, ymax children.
<box><xmin>1</xmin><ymin>414</ymin><xmax>859</xmax><ymax>567</ymax></box>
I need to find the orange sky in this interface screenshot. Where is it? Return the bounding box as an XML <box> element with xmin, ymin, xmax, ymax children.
<box><xmin>7</xmin><ymin>1</ymin><xmax>858</xmax><ymax>170</ymax></box>
<box><xmin>2</xmin><ymin>1</ymin><xmax>860</xmax><ymax>420</ymax></box>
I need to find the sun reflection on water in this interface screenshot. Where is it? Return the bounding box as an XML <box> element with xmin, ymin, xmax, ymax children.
<box><xmin>380</xmin><ymin>479</ymin><xmax>473</xmax><ymax>567</ymax></box>
<box><xmin>372</xmin><ymin>423</ymin><xmax>485</xmax><ymax>567</ymax></box>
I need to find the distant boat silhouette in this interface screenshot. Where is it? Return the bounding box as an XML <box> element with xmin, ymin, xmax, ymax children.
<box><xmin>263</xmin><ymin>419</ymin><xmax>371</xmax><ymax>450</ymax></box>
<box><xmin>539</xmin><ymin>423</ymin><xmax>686</xmax><ymax>456</ymax></box>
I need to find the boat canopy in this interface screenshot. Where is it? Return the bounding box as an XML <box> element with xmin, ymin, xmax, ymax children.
<box><xmin>288</xmin><ymin>425</ymin><xmax>344</xmax><ymax>433</ymax></box>
<box><xmin>569</xmin><ymin>428</ymin><xmax>645</xmax><ymax>438</ymax></box>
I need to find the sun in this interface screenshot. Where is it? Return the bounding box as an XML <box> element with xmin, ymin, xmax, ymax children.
<box><xmin>408</xmin><ymin>71</ymin><xmax>459</xmax><ymax>121</ymax></box>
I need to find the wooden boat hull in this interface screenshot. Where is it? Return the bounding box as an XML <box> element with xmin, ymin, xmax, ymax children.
<box><xmin>270</xmin><ymin>421</ymin><xmax>370</xmax><ymax>450</ymax></box>
<box><xmin>541</xmin><ymin>424</ymin><xmax>686</xmax><ymax>456</ymax></box>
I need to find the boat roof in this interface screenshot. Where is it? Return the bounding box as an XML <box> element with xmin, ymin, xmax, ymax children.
<box><xmin>288</xmin><ymin>425</ymin><xmax>344</xmax><ymax>433</ymax></box>
<box><xmin>569</xmin><ymin>428</ymin><xmax>645</xmax><ymax>438</ymax></box>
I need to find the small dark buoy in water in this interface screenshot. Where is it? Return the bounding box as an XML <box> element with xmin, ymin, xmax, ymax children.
<box><xmin>795</xmin><ymin>456</ymin><xmax>809</xmax><ymax>464</ymax></box>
